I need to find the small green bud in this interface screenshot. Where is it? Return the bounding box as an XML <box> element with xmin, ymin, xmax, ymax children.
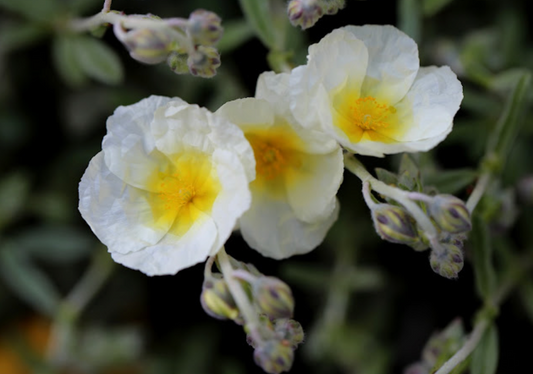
<box><xmin>254</xmin><ymin>340</ymin><xmax>294</xmax><ymax>374</ymax></box>
<box><xmin>429</xmin><ymin>241</ymin><xmax>464</xmax><ymax>279</ymax></box>
<box><xmin>274</xmin><ymin>319</ymin><xmax>304</xmax><ymax>348</ymax></box>
<box><xmin>122</xmin><ymin>28</ymin><xmax>174</xmax><ymax>64</ymax></box>
<box><xmin>428</xmin><ymin>195</ymin><xmax>472</xmax><ymax>234</ymax></box>
<box><xmin>187</xmin><ymin>46</ymin><xmax>221</xmax><ymax>78</ymax></box>
<box><xmin>371</xmin><ymin>204</ymin><xmax>420</xmax><ymax>246</ymax></box>
<box><xmin>166</xmin><ymin>52</ymin><xmax>189</xmax><ymax>74</ymax></box>
<box><xmin>187</xmin><ymin>9</ymin><xmax>223</xmax><ymax>46</ymax></box>
<box><xmin>200</xmin><ymin>278</ymin><xmax>239</xmax><ymax>320</ymax></box>
<box><xmin>253</xmin><ymin>277</ymin><xmax>294</xmax><ymax>319</ymax></box>
<box><xmin>287</xmin><ymin>0</ymin><xmax>324</xmax><ymax>30</ymax></box>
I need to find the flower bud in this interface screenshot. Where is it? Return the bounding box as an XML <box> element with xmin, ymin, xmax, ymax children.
<box><xmin>371</xmin><ymin>204</ymin><xmax>420</xmax><ymax>246</ymax></box>
<box><xmin>253</xmin><ymin>277</ymin><xmax>294</xmax><ymax>319</ymax></box>
<box><xmin>187</xmin><ymin>46</ymin><xmax>221</xmax><ymax>78</ymax></box>
<box><xmin>121</xmin><ymin>28</ymin><xmax>174</xmax><ymax>64</ymax></box>
<box><xmin>187</xmin><ymin>9</ymin><xmax>223</xmax><ymax>46</ymax></box>
<box><xmin>200</xmin><ymin>278</ymin><xmax>239</xmax><ymax>320</ymax></box>
<box><xmin>287</xmin><ymin>0</ymin><xmax>324</xmax><ymax>30</ymax></box>
<box><xmin>246</xmin><ymin>314</ymin><xmax>274</xmax><ymax>349</ymax></box>
<box><xmin>254</xmin><ymin>340</ymin><xmax>294</xmax><ymax>374</ymax></box>
<box><xmin>428</xmin><ymin>195</ymin><xmax>471</xmax><ymax>234</ymax></box>
<box><xmin>274</xmin><ymin>319</ymin><xmax>304</xmax><ymax>348</ymax></box>
<box><xmin>167</xmin><ymin>52</ymin><xmax>189</xmax><ymax>74</ymax></box>
<box><xmin>429</xmin><ymin>242</ymin><xmax>464</xmax><ymax>279</ymax></box>
<box><xmin>319</xmin><ymin>0</ymin><xmax>346</xmax><ymax>15</ymax></box>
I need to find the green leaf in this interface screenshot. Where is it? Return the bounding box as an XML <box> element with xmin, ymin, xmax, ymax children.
<box><xmin>398</xmin><ymin>0</ymin><xmax>422</xmax><ymax>43</ymax></box>
<box><xmin>375</xmin><ymin>168</ymin><xmax>399</xmax><ymax>186</ymax></box>
<box><xmin>238</xmin><ymin>0</ymin><xmax>276</xmax><ymax>49</ymax></box>
<box><xmin>470</xmin><ymin>324</ymin><xmax>499</xmax><ymax>374</ymax></box>
<box><xmin>0</xmin><ymin>0</ymin><xmax>61</xmax><ymax>22</ymax></box>
<box><xmin>397</xmin><ymin>154</ymin><xmax>421</xmax><ymax>191</ymax></box>
<box><xmin>470</xmin><ymin>215</ymin><xmax>497</xmax><ymax>302</ymax></box>
<box><xmin>0</xmin><ymin>243</ymin><xmax>60</xmax><ymax>316</ymax></box>
<box><xmin>0</xmin><ymin>171</ymin><xmax>30</xmax><ymax>230</ymax></box>
<box><xmin>52</xmin><ymin>35</ymin><xmax>88</xmax><ymax>87</ymax></box>
<box><xmin>485</xmin><ymin>70</ymin><xmax>531</xmax><ymax>168</ymax></box>
<box><xmin>423</xmin><ymin>0</ymin><xmax>455</xmax><ymax>17</ymax></box>
<box><xmin>424</xmin><ymin>169</ymin><xmax>478</xmax><ymax>194</ymax></box>
<box><xmin>16</xmin><ymin>225</ymin><xmax>93</xmax><ymax>263</ymax></box>
<box><xmin>0</xmin><ymin>22</ymin><xmax>48</xmax><ymax>53</ymax></box>
<box><xmin>217</xmin><ymin>19</ymin><xmax>255</xmax><ymax>54</ymax></box>
<box><xmin>74</xmin><ymin>36</ymin><xmax>124</xmax><ymax>85</ymax></box>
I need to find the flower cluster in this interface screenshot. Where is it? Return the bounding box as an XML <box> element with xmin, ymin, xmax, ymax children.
<box><xmin>79</xmin><ymin>24</ymin><xmax>464</xmax><ymax>373</ymax></box>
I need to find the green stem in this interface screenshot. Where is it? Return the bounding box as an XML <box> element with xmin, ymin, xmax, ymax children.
<box><xmin>466</xmin><ymin>172</ymin><xmax>491</xmax><ymax>213</ymax></box>
<box><xmin>217</xmin><ymin>247</ymin><xmax>263</xmax><ymax>345</ymax></box>
<box><xmin>344</xmin><ymin>153</ymin><xmax>438</xmax><ymax>241</ymax></box>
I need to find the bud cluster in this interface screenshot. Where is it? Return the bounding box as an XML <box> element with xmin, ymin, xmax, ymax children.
<box><xmin>201</xmin><ymin>257</ymin><xmax>303</xmax><ymax>374</ymax></box>
<box><xmin>113</xmin><ymin>9</ymin><xmax>223</xmax><ymax>77</ymax></box>
<box><xmin>287</xmin><ymin>0</ymin><xmax>346</xmax><ymax>29</ymax></box>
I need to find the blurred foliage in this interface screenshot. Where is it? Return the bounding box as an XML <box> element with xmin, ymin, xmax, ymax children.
<box><xmin>0</xmin><ymin>0</ymin><xmax>533</xmax><ymax>373</ymax></box>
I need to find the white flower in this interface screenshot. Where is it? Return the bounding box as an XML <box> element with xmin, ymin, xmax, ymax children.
<box><xmin>79</xmin><ymin>96</ymin><xmax>255</xmax><ymax>276</ymax></box>
<box><xmin>290</xmin><ymin>25</ymin><xmax>463</xmax><ymax>157</ymax></box>
<box><xmin>216</xmin><ymin>72</ymin><xmax>343</xmax><ymax>259</ymax></box>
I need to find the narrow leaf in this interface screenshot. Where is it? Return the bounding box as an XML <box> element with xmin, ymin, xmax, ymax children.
<box><xmin>424</xmin><ymin>168</ymin><xmax>478</xmax><ymax>194</ymax></box>
<box><xmin>470</xmin><ymin>215</ymin><xmax>497</xmax><ymax>302</ymax></box>
<box><xmin>238</xmin><ymin>0</ymin><xmax>276</xmax><ymax>49</ymax></box>
<box><xmin>470</xmin><ymin>323</ymin><xmax>499</xmax><ymax>374</ymax></box>
<box><xmin>375</xmin><ymin>168</ymin><xmax>399</xmax><ymax>186</ymax></box>
<box><xmin>74</xmin><ymin>36</ymin><xmax>124</xmax><ymax>85</ymax></box>
<box><xmin>0</xmin><ymin>244</ymin><xmax>60</xmax><ymax>316</ymax></box>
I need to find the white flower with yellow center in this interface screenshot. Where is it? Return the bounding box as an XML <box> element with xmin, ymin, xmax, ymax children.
<box><xmin>79</xmin><ymin>96</ymin><xmax>255</xmax><ymax>276</ymax></box>
<box><xmin>290</xmin><ymin>25</ymin><xmax>463</xmax><ymax>157</ymax></box>
<box><xmin>216</xmin><ymin>72</ymin><xmax>343</xmax><ymax>259</ymax></box>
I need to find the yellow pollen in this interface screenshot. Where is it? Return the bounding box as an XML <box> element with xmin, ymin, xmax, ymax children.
<box><xmin>349</xmin><ymin>96</ymin><xmax>396</xmax><ymax>131</ymax></box>
<box><xmin>253</xmin><ymin>142</ymin><xmax>286</xmax><ymax>180</ymax></box>
<box><xmin>158</xmin><ymin>174</ymin><xmax>196</xmax><ymax>211</ymax></box>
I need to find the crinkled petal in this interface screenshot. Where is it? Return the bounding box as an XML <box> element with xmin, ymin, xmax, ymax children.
<box><xmin>153</xmin><ymin>102</ymin><xmax>256</xmax><ymax>183</ymax></box>
<box><xmin>102</xmin><ymin>96</ymin><xmax>177</xmax><ymax>191</ymax></box>
<box><xmin>343</xmin><ymin>25</ymin><xmax>419</xmax><ymax>104</ymax></box>
<box><xmin>78</xmin><ymin>152</ymin><xmax>171</xmax><ymax>255</ymax></box>
<box><xmin>286</xmin><ymin>149</ymin><xmax>343</xmax><ymax>222</ymax></box>
<box><xmin>240</xmin><ymin>192</ymin><xmax>340</xmax><ymax>259</ymax></box>
<box><xmin>111</xmin><ymin>213</ymin><xmax>218</xmax><ymax>276</ymax></box>
<box><xmin>216</xmin><ymin>98</ymin><xmax>275</xmax><ymax>129</ymax></box>
<box><xmin>255</xmin><ymin>71</ymin><xmax>293</xmax><ymax>120</ymax></box>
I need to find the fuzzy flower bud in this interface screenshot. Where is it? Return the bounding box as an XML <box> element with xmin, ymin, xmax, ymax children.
<box><xmin>428</xmin><ymin>195</ymin><xmax>472</xmax><ymax>234</ymax></box>
<box><xmin>187</xmin><ymin>46</ymin><xmax>221</xmax><ymax>78</ymax></box>
<box><xmin>200</xmin><ymin>277</ymin><xmax>239</xmax><ymax>320</ymax></box>
<box><xmin>254</xmin><ymin>340</ymin><xmax>294</xmax><ymax>374</ymax></box>
<box><xmin>187</xmin><ymin>9</ymin><xmax>223</xmax><ymax>46</ymax></box>
<box><xmin>253</xmin><ymin>277</ymin><xmax>294</xmax><ymax>319</ymax></box>
<box><xmin>121</xmin><ymin>28</ymin><xmax>174</xmax><ymax>64</ymax></box>
<box><xmin>274</xmin><ymin>319</ymin><xmax>304</xmax><ymax>348</ymax></box>
<box><xmin>320</xmin><ymin>0</ymin><xmax>346</xmax><ymax>15</ymax></box>
<box><xmin>429</xmin><ymin>241</ymin><xmax>464</xmax><ymax>279</ymax></box>
<box><xmin>371</xmin><ymin>204</ymin><xmax>420</xmax><ymax>246</ymax></box>
<box><xmin>167</xmin><ymin>52</ymin><xmax>189</xmax><ymax>74</ymax></box>
<box><xmin>287</xmin><ymin>0</ymin><xmax>324</xmax><ymax>30</ymax></box>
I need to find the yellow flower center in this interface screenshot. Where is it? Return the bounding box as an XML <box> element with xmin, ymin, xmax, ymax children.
<box><xmin>244</xmin><ymin>125</ymin><xmax>303</xmax><ymax>197</ymax></box>
<box><xmin>146</xmin><ymin>151</ymin><xmax>220</xmax><ymax>236</ymax></box>
<box><xmin>349</xmin><ymin>96</ymin><xmax>397</xmax><ymax>131</ymax></box>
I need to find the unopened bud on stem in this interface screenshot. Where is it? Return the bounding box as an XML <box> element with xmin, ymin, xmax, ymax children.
<box><xmin>287</xmin><ymin>0</ymin><xmax>324</xmax><ymax>30</ymax></box>
<box><xmin>371</xmin><ymin>204</ymin><xmax>420</xmax><ymax>246</ymax></box>
<box><xmin>200</xmin><ymin>277</ymin><xmax>239</xmax><ymax>320</ymax></box>
<box><xmin>187</xmin><ymin>9</ymin><xmax>223</xmax><ymax>46</ymax></box>
<box><xmin>118</xmin><ymin>27</ymin><xmax>175</xmax><ymax>64</ymax></box>
<box><xmin>254</xmin><ymin>339</ymin><xmax>294</xmax><ymax>374</ymax></box>
<box><xmin>428</xmin><ymin>195</ymin><xmax>471</xmax><ymax>234</ymax></box>
<box><xmin>274</xmin><ymin>319</ymin><xmax>304</xmax><ymax>348</ymax></box>
<box><xmin>187</xmin><ymin>45</ymin><xmax>221</xmax><ymax>77</ymax></box>
<box><xmin>429</xmin><ymin>241</ymin><xmax>464</xmax><ymax>279</ymax></box>
<box><xmin>253</xmin><ymin>277</ymin><xmax>294</xmax><ymax>319</ymax></box>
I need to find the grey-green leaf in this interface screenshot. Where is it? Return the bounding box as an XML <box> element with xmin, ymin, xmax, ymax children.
<box><xmin>375</xmin><ymin>168</ymin><xmax>399</xmax><ymax>186</ymax></box>
<box><xmin>238</xmin><ymin>0</ymin><xmax>276</xmax><ymax>49</ymax></box>
<box><xmin>470</xmin><ymin>215</ymin><xmax>497</xmax><ymax>302</ymax></box>
<box><xmin>74</xmin><ymin>36</ymin><xmax>124</xmax><ymax>85</ymax></box>
<box><xmin>52</xmin><ymin>35</ymin><xmax>88</xmax><ymax>87</ymax></box>
<box><xmin>470</xmin><ymin>323</ymin><xmax>499</xmax><ymax>374</ymax></box>
<box><xmin>0</xmin><ymin>244</ymin><xmax>61</xmax><ymax>316</ymax></box>
<box><xmin>424</xmin><ymin>168</ymin><xmax>478</xmax><ymax>194</ymax></box>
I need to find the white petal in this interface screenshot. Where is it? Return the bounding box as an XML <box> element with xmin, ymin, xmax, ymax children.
<box><xmin>111</xmin><ymin>214</ymin><xmax>218</xmax><ymax>276</ymax></box>
<box><xmin>216</xmin><ymin>98</ymin><xmax>275</xmax><ymax>129</ymax></box>
<box><xmin>395</xmin><ymin>66</ymin><xmax>463</xmax><ymax>141</ymax></box>
<box><xmin>153</xmin><ymin>102</ymin><xmax>256</xmax><ymax>183</ymax></box>
<box><xmin>78</xmin><ymin>152</ymin><xmax>171</xmax><ymax>255</ymax></box>
<box><xmin>102</xmin><ymin>96</ymin><xmax>176</xmax><ymax>191</ymax></box>
<box><xmin>210</xmin><ymin>148</ymin><xmax>253</xmax><ymax>253</ymax></box>
<box><xmin>286</xmin><ymin>149</ymin><xmax>344</xmax><ymax>222</ymax></box>
<box><xmin>240</xmin><ymin>193</ymin><xmax>340</xmax><ymax>259</ymax></box>
<box><xmin>255</xmin><ymin>71</ymin><xmax>293</xmax><ymax>119</ymax></box>
<box><xmin>343</xmin><ymin>25</ymin><xmax>419</xmax><ymax>104</ymax></box>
